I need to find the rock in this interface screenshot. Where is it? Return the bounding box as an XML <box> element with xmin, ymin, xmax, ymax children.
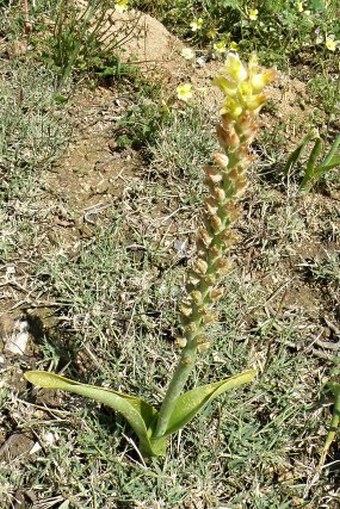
<box><xmin>0</xmin><ymin>432</ymin><xmax>34</xmax><ymax>462</ymax></box>
<box><xmin>4</xmin><ymin>317</ymin><xmax>30</xmax><ymax>356</ymax></box>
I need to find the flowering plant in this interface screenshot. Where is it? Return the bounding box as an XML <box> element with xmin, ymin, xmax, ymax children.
<box><xmin>25</xmin><ymin>54</ymin><xmax>275</xmax><ymax>458</ymax></box>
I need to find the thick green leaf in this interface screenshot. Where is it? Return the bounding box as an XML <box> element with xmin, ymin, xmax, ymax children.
<box><xmin>163</xmin><ymin>369</ymin><xmax>256</xmax><ymax>437</ymax></box>
<box><xmin>24</xmin><ymin>371</ymin><xmax>158</xmax><ymax>454</ymax></box>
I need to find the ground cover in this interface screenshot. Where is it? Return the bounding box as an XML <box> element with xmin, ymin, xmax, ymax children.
<box><xmin>0</xmin><ymin>1</ymin><xmax>339</xmax><ymax>508</ymax></box>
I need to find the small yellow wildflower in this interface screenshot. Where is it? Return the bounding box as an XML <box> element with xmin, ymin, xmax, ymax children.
<box><xmin>213</xmin><ymin>40</ymin><xmax>227</xmax><ymax>54</ymax></box>
<box><xmin>181</xmin><ymin>47</ymin><xmax>196</xmax><ymax>60</ymax></box>
<box><xmin>248</xmin><ymin>8</ymin><xmax>259</xmax><ymax>21</ymax></box>
<box><xmin>296</xmin><ymin>1</ymin><xmax>304</xmax><ymax>12</ymax></box>
<box><xmin>176</xmin><ymin>83</ymin><xmax>193</xmax><ymax>102</ymax></box>
<box><xmin>190</xmin><ymin>18</ymin><xmax>203</xmax><ymax>32</ymax></box>
<box><xmin>114</xmin><ymin>0</ymin><xmax>129</xmax><ymax>13</ymax></box>
<box><xmin>229</xmin><ymin>41</ymin><xmax>239</xmax><ymax>52</ymax></box>
<box><xmin>325</xmin><ymin>36</ymin><xmax>337</xmax><ymax>52</ymax></box>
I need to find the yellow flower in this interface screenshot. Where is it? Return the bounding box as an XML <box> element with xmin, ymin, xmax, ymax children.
<box><xmin>190</xmin><ymin>18</ymin><xmax>203</xmax><ymax>32</ymax></box>
<box><xmin>115</xmin><ymin>0</ymin><xmax>129</xmax><ymax>13</ymax></box>
<box><xmin>213</xmin><ymin>40</ymin><xmax>227</xmax><ymax>54</ymax></box>
<box><xmin>214</xmin><ymin>53</ymin><xmax>276</xmax><ymax>119</ymax></box>
<box><xmin>176</xmin><ymin>83</ymin><xmax>193</xmax><ymax>102</ymax></box>
<box><xmin>325</xmin><ymin>36</ymin><xmax>337</xmax><ymax>52</ymax></box>
<box><xmin>248</xmin><ymin>8</ymin><xmax>259</xmax><ymax>21</ymax></box>
<box><xmin>229</xmin><ymin>41</ymin><xmax>239</xmax><ymax>52</ymax></box>
<box><xmin>181</xmin><ymin>47</ymin><xmax>196</xmax><ymax>60</ymax></box>
<box><xmin>296</xmin><ymin>1</ymin><xmax>304</xmax><ymax>12</ymax></box>
<box><xmin>221</xmin><ymin>53</ymin><xmax>248</xmax><ymax>83</ymax></box>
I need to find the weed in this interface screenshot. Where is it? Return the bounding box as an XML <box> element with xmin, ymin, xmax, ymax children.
<box><xmin>116</xmin><ymin>98</ymin><xmax>218</xmax><ymax>200</ymax></box>
<box><xmin>6</xmin><ymin>0</ymin><xmax>142</xmax><ymax>85</ymax></box>
<box><xmin>133</xmin><ymin>0</ymin><xmax>339</xmax><ymax>69</ymax></box>
<box><xmin>309</xmin><ymin>72</ymin><xmax>340</xmax><ymax>117</ymax></box>
<box><xmin>116</xmin><ymin>96</ymin><xmax>172</xmax><ymax>151</ymax></box>
<box><xmin>0</xmin><ymin>61</ymin><xmax>69</xmax><ymax>198</ymax></box>
<box><xmin>284</xmin><ymin>130</ymin><xmax>340</xmax><ymax>191</ymax></box>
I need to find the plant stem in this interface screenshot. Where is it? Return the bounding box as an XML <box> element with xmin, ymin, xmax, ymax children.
<box><xmin>154</xmin><ymin>338</ymin><xmax>198</xmax><ymax>438</ymax></box>
<box><xmin>154</xmin><ymin>54</ymin><xmax>276</xmax><ymax>442</ymax></box>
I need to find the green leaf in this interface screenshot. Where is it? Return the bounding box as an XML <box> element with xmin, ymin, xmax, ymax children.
<box><xmin>163</xmin><ymin>369</ymin><xmax>256</xmax><ymax>437</ymax></box>
<box><xmin>316</xmin><ymin>156</ymin><xmax>340</xmax><ymax>173</ymax></box>
<box><xmin>300</xmin><ymin>137</ymin><xmax>323</xmax><ymax>190</ymax></box>
<box><xmin>283</xmin><ymin>130</ymin><xmax>316</xmax><ymax>174</ymax></box>
<box><xmin>24</xmin><ymin>371</ymin><xmax>158</xmax><ymax>455</ymax></box>
<box><xmin>310</xmin><ymin>0</ymin><xmax>326</xmax><ymax>10</ymax></box>
<box><xmin>305</xmin><ymin>138</ymin><xmax>323</xmax><ymax>177</ymax></box>
<box><xmin>54</xmin><ymin>94</ymin><xmax>68</xmax><ymax>105</ymax></box>
<box><xmin>322</xmin><ymin>134</ymin><xmax>340</xmax><ymax>166</ymax></box>
<box><xmin>221</xmin><ymin>0</ymin><xmax>241</xmax><ymax>8</ymax></box>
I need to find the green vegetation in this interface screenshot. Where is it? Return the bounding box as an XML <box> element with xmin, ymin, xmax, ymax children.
<box><xmin>133</xmin><ymin>0</ymin><xmax>340</xmax><ymax>66</ymax></box>
<box><xmin>0</xmin><ymin>0</ymin><xmax>339</xmax><ymax>507</ymax></box>
<box><xmin>284</xmin><ymin>130</ymin><xmax>340</xmax><ymax>191</ymax></box>
<box><xmin>0</xmin><ymin>63</ymin><xmax>69</xmax><ymax>186</ymax></box>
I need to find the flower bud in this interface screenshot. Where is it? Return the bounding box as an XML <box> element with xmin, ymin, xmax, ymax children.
<box><xmin>199</xmin><ymin>227</ymin><xmax>213</xmax><ymax>246</ymax></box>
<box><xmin>205</xmin><ymin>197</ymin><xmax>218</xmax><ymax>216</ymax></box>
<box><xmin>204</xmin><ymin>275</ymin><xmax>216</xmax><ymax>286</ymax></box>
<box><xmin>209</xmin><ymin>245</ymin><xmax>220</xmax><ymax>258</ymax></box>
<box><xmin>222</xmin><ymin>53</ymin><xmax>248</xmax><ymax>83</ymax></box>
<box><xmin>213</xmin><ymin>153</ymin><xmax>229</xmax><ymax>169</ymax></box>
<box><xmin>250</xmin><ymin>69</ymin><xmax>276</xmax><ymax>93</ymax></box>
<box><xmin>195</xmin><ymin>335</ymin><xmax>207</xmax><ymax>345</ymax></box>
<box><xmin>221</xmin><ymin>203</ymin><xmax>239</xmax><ymax>222</ymax></box>
<box><xmin>212</xmin><ymin>186</ymin><xmax>226</xmax><ymax>202</ymax></box>
<box><xmin>245</xmin><ymin>93</ymin><xmax>266</xmax><ymax>112</ymax></box>
<box><xmin>220</xmin><ymin>230</ymin><xmax>238</xmax><ymax>247</ymax></box>
<box><xmin>188</xmin><ymin>272</ymin><xmax>200</xmax><ymax>286</ymax></box>
<box><xmin>176</xmin><ymin>336</ymin><xmax>187</xmax><ymax>348</ymax></box>
<box><xmin>180</xmin><ymin>305</ymin><xmax>192</xmax><ymax>317</ymax></box>
<box><xmin>194</xmin><ymin>258</ymin><xmax>208</xmax><ymax>274</ymax></box>
<box><xmin>217</xmin><ymin>123</ymin><xmax>240</xmax><ymax>148</ymax></box>
<box><xmin>191</xmin><ymin>290</ymin><xmax>203</xmax><ymax>305</ymax></box>
<box><xmin>204</xmin><ymin>165</ymin><xmax>223</xmax><ymax>183</ymax></box>
<box><xmin>210</xmin><ymin>214</ymin><xmax>223</xmax><ymax>231</ymax></box>
<box><xmin>184</xmin><ymin>323</ymin><xmax>197</xmax><ymax>335</ymax></box>
<box><xmin>198</xmin><ymin>342</ymin><xmax>211</xmax><ymax>353</ymax></box>
<box><xmin>213</xmin><ymin>75</ymin><xmax>237</xmax><ymax>96</ymax></box>
<box><xmin>216</xmin><ymin>258</ymin><xmax>232</xmax><ymax>274</ymax></box>
<box><xmin>210</xmin><ymin>287</ymin><xmax>225</xmax><ymax>301</ymax></box>
<box><xmin>221</xmin><ymin>97</ymin><xmax>243</xmax><ymax>118</ymax></box>
<box><xmin>202</xmin><ymin>311</ymin><xmax>218</xmax><ymax>325</ymax></box>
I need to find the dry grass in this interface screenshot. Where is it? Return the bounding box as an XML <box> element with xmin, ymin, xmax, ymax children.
<box><xmin>0</xmin><ymin>5</ymin><xmax>339</xmax><ymax>509</ymax></box>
